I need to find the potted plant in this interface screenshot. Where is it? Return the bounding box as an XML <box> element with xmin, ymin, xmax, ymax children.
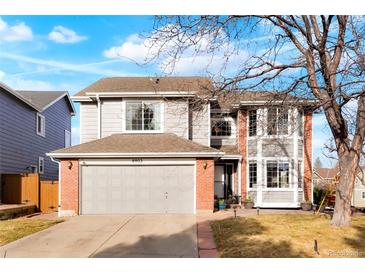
<box><xmin>301</xmin><ymin>199</ymin><xmax>313</xmax><ymax>211</ymax></box>
<box><xmin>243</xmin><ymin>196</ymin><xmax>254</xmax><ymax>209</ymax></box>
<box><xmin>218</xmin><ymin>198</ymin><xmax>226</xmax><ymax>210</ymax></box>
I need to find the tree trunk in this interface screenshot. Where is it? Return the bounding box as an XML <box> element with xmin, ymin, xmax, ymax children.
<box><xmin>330</xmin><ymin>153</ymin><xmax>358</xmax><ymax>227</ymax></box>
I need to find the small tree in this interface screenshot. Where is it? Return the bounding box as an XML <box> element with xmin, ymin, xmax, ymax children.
<box><xmin>314</xmin><ymin>157</ymin><xmax>323</xmax><ymax>170</ymax></box>
<box><xmin>144</xmin><ymin>16</ymin><xmax>365</xmax><ymax>226</ymax></box>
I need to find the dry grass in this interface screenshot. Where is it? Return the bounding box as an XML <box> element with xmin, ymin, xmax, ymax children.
<box><xmin>210</xmin><ymin>214</ymin><xmax>365</xmax><ymax>258</ymax></box>
<box><xmin>0</xmin><ymin>219</ymin><xmax>62</xmax><ymax>246</ymax></box>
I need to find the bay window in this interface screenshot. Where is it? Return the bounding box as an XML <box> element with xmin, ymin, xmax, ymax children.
<box><xmin>267</xmin><ymin>108</ymin><xmax>288</xmax><ymax>135</ymax></box>
<box><xmin>266</xmin><ymin>161</ymin><xmax>290</xmax><ymax>188</ymax></box>
<box><xmin>126</xmin><ymin>101</ymin><xmax>162</xmax><ymax>131</ymax></box>
<box><xmin>249</xmin><ymin>161</ymin><xmax>257</xmax><ymax>188</ymax></box>
<box><xmin>248</xmin><ymin>109</ymin><xmax>257</xmax><ymax>137</ymax></box>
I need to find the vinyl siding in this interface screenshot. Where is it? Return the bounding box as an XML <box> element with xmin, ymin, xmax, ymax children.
<box><xmin>80</xmin><ymin>102</ymin><xmax>98</xmax><ymax>143</ymax></box>
<box><xmin>353</xmin><ymin>180</ymin><xmax>365</xmax><ymax>208</ymax></box>
<box><xmin>0</xmin><ymin>89</ymin><xmax>72</xmax><ymax>181</ymax></box>
<box><xmin>101</xmin><ymin>99</ymin><xmax>124</xmax><ymax>138</ymax></box>
<box><xmin>191</xmin><ymin>104</ymin><xmax>210</xmax><ymax>146</ymax></box>
<box><xmin>164</xmin><ymin>99</ymin><xmax>189</xmax><ymax>138</ymax></box>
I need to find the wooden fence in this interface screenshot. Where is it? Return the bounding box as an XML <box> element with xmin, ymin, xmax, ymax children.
<box><xmin>1</xmin><ymin>173</ymin><xmax>58</xmax><ymax>213</ymax></box>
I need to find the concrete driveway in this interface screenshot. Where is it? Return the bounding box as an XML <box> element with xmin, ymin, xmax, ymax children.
<box><xmin>0</xmin><ymin>215</ymin><xmax>197</xmax><ymax>258</ymax></box>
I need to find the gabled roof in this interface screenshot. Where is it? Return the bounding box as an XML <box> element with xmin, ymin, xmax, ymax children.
<box><xmin>74</xmin><ymin>76</ymin><xmax>213</xmax><ymax>96</ymax></box>
<box><xmin>314</xmin><ymin>167</ymin><xmax>339</xmax><ymax>179</ymax></box>
<box><xmin>0</xmin><ymin>82</ymin><xmax>75</xmax><ymax>115</ymax></box>
<box><xmin>48</xmin><ymin>133</ymin><xmax>223</xmax><ymax>158</ymax></box>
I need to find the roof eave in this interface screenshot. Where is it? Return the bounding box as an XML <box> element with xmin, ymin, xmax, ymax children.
<box><xmin>47</xmin><ymin>151</ymin><xmax>225</xmax><ymax>159</ymax></box>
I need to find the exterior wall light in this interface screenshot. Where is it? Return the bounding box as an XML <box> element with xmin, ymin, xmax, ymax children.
<box><xmin>203</xmin><ymin>161</ymin><xmax>207</xmax><ymax>170</ymax></box>
<box><xmin>68</xmin><ymin>161</ymin><xmax>73</xmax><ymax>170</ymax></box>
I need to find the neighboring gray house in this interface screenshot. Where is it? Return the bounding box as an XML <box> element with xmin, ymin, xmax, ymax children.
<box><xmin>0</xmin><ymin>82</ymin><xmax>75</xmax><ymax>202</ymax></box>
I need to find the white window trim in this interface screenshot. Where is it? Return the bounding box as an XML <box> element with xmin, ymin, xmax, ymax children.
<box><xmin>248</xmin><ymin>160</ymin><xmax>258</xmax><ymax>190</ymax></box>
<box><xmin>124</xmin><ymin>100</ymin><xmax>164</xmax><ymax>133</ymax></box>
<box><xmin>264</xmin><ymin>160</ymin><xmax>291</xmax><ymax>190</ymax></box>
<box><xmin>210</xmin><ymin>116</ymin><xmax>236</xmax><ymax>139</ymax></box>
<box><xmin>36</xmin><ymin>113</ymin><xmax>45</xmax><ymax>137</ymax></box>
<box><xmin>266</xmin><ymin>107</ymin><xmax>290</xmax><ymax>138</ymax></box>
<box><xmin>38</xmin><ymin>156</ymin><xmax>44</xmax><ymax>175</ymax></box>
<box><xmin>65</xmin><ymin>129</ymin><xmax>71</xmax><ymax>148</ymax></box>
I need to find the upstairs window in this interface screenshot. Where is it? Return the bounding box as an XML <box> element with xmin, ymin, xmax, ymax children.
<box><xmin>267</xmin><ymin>108</ymin><xmax>288</xmax><ymax>136</ymax></box>
<box><xmin>248</xmin><ymin>110</ymin><xmax>257</xmax><ymax>137</ymax></box>
<box><xmin>211</xmin><ymin>119</ymin><xmax>232</xmax><ymax>137</ymax></box>
<box><xmin>266</xmin><ymin>161</ymin><xmax>290</xmax><ymax>188</ymax></box>
<box><xmin>36</xmin><ymin>113</ymin><xmax>45</xmax><ymax>137</ymax></box>
<box><xmin>126</xmin><ymin>102</ymin><xmax>162</xmax><ymax>131</ymax></box>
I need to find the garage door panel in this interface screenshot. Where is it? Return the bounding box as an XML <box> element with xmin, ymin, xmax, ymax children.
<box><xmin>81</xmin><ymin>164</ymin><xmax>195</xmax><ymax>214</ymax></box>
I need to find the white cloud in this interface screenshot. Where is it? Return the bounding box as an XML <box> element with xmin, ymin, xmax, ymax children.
<box><xmin>2</xmin><ymin>77</ymin><xmax>55</xmax><ymax>91</ymax></box>
<box><xmin>0</xmin><ymin>52</ymin><xmax>133</xmax><ymax>76</ymax></box>
<box><xmin>71</xmin><ymin>127</ymin><xmax>80</xmax><ymax>146</ymax></box>
<box><xmin>0</xmin><ymin>17</ymin><xmax>33</xmax><ymax>42</ymax></box>
<box><xmin>103</xmin><ymin>30</ymin><xmax>249</xmax><ymax>75</ymax></box>
<box><xmin>48</xmin><ymin>26</ymin><xmax>87</xmax><ymax>44</ymax></box>
<box><xmin>0</xmin><ymin>70</ymin><xmax>5</xmax><ymax>80</ymax></box>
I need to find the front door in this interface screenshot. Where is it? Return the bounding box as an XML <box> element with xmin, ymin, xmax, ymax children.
<box><xmin>214</xmin><ymin>165</ymin><xmax>225</xmax><ymax>198</ymax></box>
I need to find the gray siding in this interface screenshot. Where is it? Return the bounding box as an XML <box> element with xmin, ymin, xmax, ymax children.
<box><xmin>191</xmin><ymin>104</ymin><xmax>210</xmax><ymax>146</ymax></box>
<box><xmin>247</xmin><ymin>139</ymin><xmax>257</xmax><ymax>156</ymax></box>
<box><xmin>0</xmin><ymin>89</ymin><xmax>72</xmax><ymax>181</ymax></box>
<box><xmin>353</xmin><ymin>180</ymin><xmax>365</xmax><ymax>208</ymax></box>
<box><xmin>164</xmin><ymin>99</ymin><xmax>189</xmax><ymax>138</ymax></box>
<box><xmin>262</xmin><ymin>139</ymin><xmax>293</xmax><ymax>157</ymax></box>
<box><xmin>80</xmin><ymin>102</ymin><xmax>98</xmax><ymax>143</ymax></box>
<box><xmin>101</xmin><ymin>99</ymin><xmax>123</xmax><ymax>138</ymax></box>
<box><xmin>262</xmin><ymin>191</ymin><xmax>294</xmax><ymax>203</ymax></box>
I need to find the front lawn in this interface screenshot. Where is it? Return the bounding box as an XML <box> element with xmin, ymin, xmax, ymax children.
<box><xmin>0</xmin><ymin>219</ymin><xmax>62</xmax><ymax>246</ymax></box>
<box><xmin>210</xmin><ymin>214</ymin><xmax>365</xmax><ymax>258</ymax></box>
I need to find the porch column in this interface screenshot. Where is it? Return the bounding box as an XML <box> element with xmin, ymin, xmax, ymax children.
<box><xmin>237</xmin><ymin>109</ymin><xmax>248</xmax><ymax>200</ymax></box>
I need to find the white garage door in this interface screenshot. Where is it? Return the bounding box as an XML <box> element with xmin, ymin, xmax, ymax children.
<box><xmin>81</xmin><ymin>164</ymin><xmax>195</xmax><ymax>214</ymax></box>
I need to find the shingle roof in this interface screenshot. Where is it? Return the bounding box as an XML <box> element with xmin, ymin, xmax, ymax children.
<box><xmin>314</xmin><ymin>167</ymin><xmax>339</xmax><ymax>179</ymax></box>
<box><xmin>16</xmin><ymin>90</ymin><xmax>67</xmax><ymax>110</ymax></box>
<box><xmin>213</xmin><ymin>145</ymin><xmax>240</xmax><ymax>155</ymax></box>
<box><xmin>49</xmin><ymin>133</ymin><xmax>222</xmax><ymax>158</ymax></box>
<box><xmin>75</xmin><ymin>76</ymin><xmax>213</xmax><ymax>96</ymax></box>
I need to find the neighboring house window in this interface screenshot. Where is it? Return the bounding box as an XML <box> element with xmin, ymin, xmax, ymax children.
<box><xmin>298</xmin><ymin>160</ymin><xmax>303</xmax><ymax>188</ymax></box>
<box><xmin>249</xmin><ymin>161</ymin><xmax>257</xmax><ymax>188</ymax></box>
<box><xmin>266</xmin><ymin>161</ymin><xmax>290</xmax><ymax>188</ymax></box>
<box><xmin>211</xmin><ymin>119</ymin><xmax>232</xmax><ymax>137</ymax></box>
<box><xmin>65</xmin><ymin>130</ymin><xmax>71</xmax><ymax>148</ymax></box>
<box><xmin>36</xmin><ymin>113</ymin><xmax>45</xmax><ymax>137</ymax></box>
<box><xmin>126</xmin><ymin>102</ymin><xmax>161</xmax><ymax>131</ymax></box>
<box><xmin>362</xmin><ymin>192</ymin><xmax>365</xmax><ymax>199</ymax></box>
<box><xmin>267</xmin><ymin>108</ymin><xmax>288</xmax><ymax>135</ymax></box>
<box><xmin>38</xmin><ymin>157</ymin><xmax>44</xmax><ymax>175</ymax></box>
<box><xmin>248</xmin><ymin>110</ymin><xmax>257</xmax><ymax>137</ymax></box>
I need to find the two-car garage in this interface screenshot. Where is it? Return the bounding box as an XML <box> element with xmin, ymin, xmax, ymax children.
<box><xmin>81</xmin><ymin>163</ymin><xmax>195</xmax><ymax>214</ymax></box>
<box><xmin>50</xmin><ymin>133</ymin><xmax>220</xmax><ymax>216</ymax></box>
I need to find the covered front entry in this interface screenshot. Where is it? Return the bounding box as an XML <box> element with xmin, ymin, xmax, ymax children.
<box><xmin>81</xmin><ymin>163</ymin><xmax>195</xmax><ymax>214</ymax></box>
<box><xmin>214</xmin><ymin>162</ymin><xmax>236</xmax><ymax>199</ymax></box>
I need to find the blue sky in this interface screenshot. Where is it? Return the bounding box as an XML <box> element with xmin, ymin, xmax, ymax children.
<box><xmin>0</xmin><ymin>16</ymin><xmax>334</xmax><ymax>167</ymax></box>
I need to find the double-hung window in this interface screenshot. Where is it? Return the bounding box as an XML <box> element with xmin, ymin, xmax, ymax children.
<box><xmin>36</xmin><ymin>113</ymin><xmax>45</xmax><ymax>137</ymax></box>
<box><xmin>249</xmin><ymin>161</ymin><xmax>257</xmax><ymax>188</ymax></box>
<box><xmin>126</xmin><ymin>101</ymin><xmax>162</xmax><ymax>131</ymax></box>
<box><xmin>248</xmin><ymin>110</ymin><xmax>257</xmax><ymax>137</ymax></box>
<box><xmin>266</xmin><ymin>161</ymin><xmax>290</xmax><ymax>188</ymax></box>
<box><xmin>298</xmin><ymin>160</ymin><xmax>303</xmax><ymax>188</ymax></box>
<box><xmin>267</xmin><ymin>108</ymin><xmax>288</xmax><ymax>136</ymax></box>
<box><xmin>211</xmin><ymin>119</ymin><xmax>232</xmax><ymax>137</ymax></box>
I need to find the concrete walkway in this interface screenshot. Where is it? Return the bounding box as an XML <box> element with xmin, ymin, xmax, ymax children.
<box><xmin>0</xmin><ymin>214</ymin><xmax>197</xmax><ymax>258</ymax></box>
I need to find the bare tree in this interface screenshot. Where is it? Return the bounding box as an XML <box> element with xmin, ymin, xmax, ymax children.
<box><xmin>143</xmin><ymin>15</ymin><xmax>365</xmax><ymax>227</ymax></box>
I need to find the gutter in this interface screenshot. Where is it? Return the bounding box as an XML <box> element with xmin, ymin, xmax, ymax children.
<box><xmin>50</xmin><ymin>156</ymin><xmax>62</xmax><ymax>218</ymax></box>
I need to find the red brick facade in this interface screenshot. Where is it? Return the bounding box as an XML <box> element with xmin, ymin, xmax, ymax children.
<box><xmin>237</xmin><ymin>109</ymin><xmax>247</xmax><ymax>200</ymax></box>
<box><xmin>196</xmin><ymin>158</ymin><xmax>215</xmax><ymax>211</ymax></box>
<box><xmin>303</xmin><ymin>112</ymin><xmax>313</xmax><ymax>201</ymax></box>
<box><xmin>60</xmin><ymin>159</ymin><xmax>79</xmax><ymax>215</ymax></box>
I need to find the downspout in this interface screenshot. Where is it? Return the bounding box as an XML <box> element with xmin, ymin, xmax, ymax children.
<box><xmin>50</xmin><ymin>156</ymin><xmax>61</xmax><ymax>218</ymax></box>
<box><xmin>96</xmin><ymin>94</ymin><xmax>101</xmax><ymax>139</ymax></box>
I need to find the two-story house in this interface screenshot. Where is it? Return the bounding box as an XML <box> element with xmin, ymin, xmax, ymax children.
<box><xmin>49</xmin><ymin>77</ymin><xmax>314</xmax><ymax>216</ymax></box>
<box><xmin>0</xmin><ymin>82</ymin><xmax>75</xmax><ymax>203</ymax></box>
